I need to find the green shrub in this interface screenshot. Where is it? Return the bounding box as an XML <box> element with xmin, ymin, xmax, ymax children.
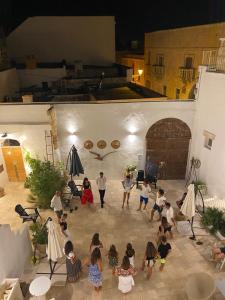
<box><xmin>30</xmin><ymin>222</ymin><xmax>48</xmax><ymax>245</ymax></box>
<box><xmin>201</xmin><ymin>207</ymin><xmax>225</xmax><ymax>234</ymax></box>
<box><xmin>25</xmin><ymin>155</ymin><xmax>66</xmax><ymax>208</ymax></box>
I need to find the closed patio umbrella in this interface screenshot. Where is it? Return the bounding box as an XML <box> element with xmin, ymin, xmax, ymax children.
<box><xmin>181</xmin><ymin>184</ymin><xmax>196</xmax><ymax>239</ymax></box>
<box><xmin>46</xmin><ymin>220</ymin><xmax>64</xmax><ymax>279</ymax></box>
<box><xmin>66</xmin><ymin>145</ymin><xmax>84</xmax><ymax>179</ymax></box>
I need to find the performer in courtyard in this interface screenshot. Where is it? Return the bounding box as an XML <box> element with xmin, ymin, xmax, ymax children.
<box><xmin>96</xmin><ymin>172</ymin><xmax>107</xmax><ymax>208</ymax></box>
<box><xmin>81</xmin><ymin>177</ymin><xmax>94</xmax><ymax>206</ymax></box>
<box><xmin>122</xmin><ymin>175</ymin><xmax>135</xmax><ymax>208</ymax></box>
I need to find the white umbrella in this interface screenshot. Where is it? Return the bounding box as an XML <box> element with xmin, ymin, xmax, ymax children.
<box><xmin>46</xmin><ymin>220</ymin><xmax>64</xmax><ymax>278</ymax></box>
<box><xmin>181</xmin><ymin>184</ymin><xmax>195</xmax><ymax>219</ymax></box>
<box><xmin>181</xmin><ymin>184</ymin><xmax>196</xmax><ymax>239</ymax></box>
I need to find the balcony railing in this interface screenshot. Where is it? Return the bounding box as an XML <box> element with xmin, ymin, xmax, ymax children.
<box><xmin>179</xmin><ymin>67</ymin><xmax>195</xmax><ymax>82</ymax></box>
<box><xmin>202</xmin><ymin>38</ymin><xmax>225</xmax><ymax>73</ymax></box>
<box><xmin>152</xmin><ymin>65</ymin><xmax>165</xmax><ymax>78</ymax></box>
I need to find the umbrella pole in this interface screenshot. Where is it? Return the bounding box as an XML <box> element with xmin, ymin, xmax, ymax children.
<box><xmin>49</xmin><ymin>259</ymin><xmax>57</xmax><ymax>280</ymax></box>
<box><xmin>189</xmin><ymin>216</ymin><xmax>196</xmax><ymax>240</ymax></box>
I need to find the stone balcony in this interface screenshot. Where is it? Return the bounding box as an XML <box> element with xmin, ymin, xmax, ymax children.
<box><xmin>179</xmin><ymin>67</ymin><xmax>195</xmax><ymax>82</ymax></box>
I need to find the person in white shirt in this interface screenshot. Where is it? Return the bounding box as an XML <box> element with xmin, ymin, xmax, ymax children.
<box><xmin>150</xmin><ymin>189</ymin><xmax>166</xmax><ymax>222</ymax></box>
<box><xmin>137</xmin><ymin>180</ymin><xmax>151</xmax><ymax>211</ymax></box>
<box><xmin>122</xmin><ymin>175</ymin><xmax>135</xmax><ymax>209</ymax></box>
<box><xmin>165</xmin><ymin>202</ymin><xmax>176</xmax><ymax>238</ymax></box>
<box><xmin>96</xmin><ymin>172</ymin><xmax>107</xmax><ymax>208</ymax></box>
<box><xmin>50</xmin><ymin>191</ymin><xmax>63</xmax><ymax>222</ymax></box>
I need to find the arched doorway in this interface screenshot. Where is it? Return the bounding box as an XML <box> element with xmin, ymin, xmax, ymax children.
<box><xmin>1</xmin><ymin>139</ymin><xmax>26</xmax><ymax>182</ymax></box>
<box><xmin>146</xmin><ymin>118</ymin><xmax>191</xmax><ymax>179</ymax></box>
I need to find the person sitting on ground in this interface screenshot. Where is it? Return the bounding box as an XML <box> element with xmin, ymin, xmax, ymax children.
<box><xmin>176</xmin><ymin>192</ymin><xmax>187</xmax><ymax>209</ymax></box>
<box><xmin>157</xmin><ymin>216</ymin><xmax>173</xmax><ymax>243</ymax></box>
<box><xmin>158</xmin><ymin>236</ymin><xmax>172</xmax><ymax>271</ymax></box>
<box><xmin>137</xmin><ymin>179</ymin><xmax>151</xmax><ymax>211</ymax></box>
<box><xmin>150</xmin><ymin>189</ymin><xmax>166</xmax><ymax>222</ymax></box>
<box><xmin>126</xmin><ymin>243</ymin><xmax>135</xmax><ymax>267</ymax></box>
<box><xmin>64</xmin><ymin>240</ymin><xmax>82</xmax><ymax>282</ymax></box>
<box><xmin>107</xmin><ymin>244</ymin><xmax>119</xmax><ymax>274</ymax></box>
<box><xmin>50</xmin><ymin>190</ymin><xmax>63</xmax><ymax>223</ymax></box>
<box><xmin>141</xmin><ymin>241</ymin><xmax>157</xmax><ymax>280</ymax></box>
<box><xmin>90</xmin><ymin>233</ymin><xmax>103</xmax><ymax>253</ymax></box>
<box><xmin>212</xmin><ymin>240</ymin><xmax>225</xmax><ymax>261</ymax></box>
<box><xmin>115</xmin><ymin>256</ymin><xmax>137</xmax><ymax>294</ymax></box>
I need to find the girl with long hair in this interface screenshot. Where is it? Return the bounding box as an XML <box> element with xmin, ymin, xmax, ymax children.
<box><xmin>141</xmin><ymin>241</ymin><xmax>157</xmax><ymax>279</ymax></box>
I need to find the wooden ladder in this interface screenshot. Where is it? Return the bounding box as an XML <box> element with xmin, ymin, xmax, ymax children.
<box><xmin>45</xmin><ymin>130</ymin><xmax>54</xmax><ymax>164</ymax></box>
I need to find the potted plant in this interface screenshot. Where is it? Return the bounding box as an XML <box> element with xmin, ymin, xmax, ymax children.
<box><xmin>201</xmin><ymin>207</ymin><xmax>225</xmax><ymax>238</ymax></box>
<box><xmin>30</xmin><ymin>222</ymin><xmax>48</xmax><ymax>259</ymax></box>
<box><xmin>25</xmin><ymin>153</ymin><xmax>66</xmax><ymax>208</ymax></box>
<box><xmin>193</xmin><ymin>180</ymin><xmax>207</xmax><ymax>195</ymax></box>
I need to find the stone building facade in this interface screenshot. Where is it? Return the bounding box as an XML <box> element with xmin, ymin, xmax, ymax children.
<box><xmin>144</xmin><ymin>22</ymin><xmax>225</xmax><ymax>99</ymax></box>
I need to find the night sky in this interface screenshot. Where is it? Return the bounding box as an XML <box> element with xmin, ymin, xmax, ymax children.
<box><xmin>1</xmin><ymin>0</ymin><xmax>225</xmax><ymax>49</ymax></box>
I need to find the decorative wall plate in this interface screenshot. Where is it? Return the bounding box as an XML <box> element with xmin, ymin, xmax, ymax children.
<box><xmin>111</xmin><ymin>140</ymin><xmax>120</xmax><ymax>149</ymax></box>
<box><xmin>97</xmin><ymin>140</ymin><xmax>107</xmax><ymax>149</ymax></box>
<box><xmin>84</xmin><ymin>140</ymin><xmax>94</xmax><ymax>150</ymax></box>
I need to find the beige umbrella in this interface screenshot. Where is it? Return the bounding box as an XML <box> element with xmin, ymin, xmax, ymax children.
<box><xmin>46</xmin><ymin>220</ymin><xmax>64</xmax><ymax>279</ymax></box>
<box><xmin>181</xmin><ymin>184</ymin><xmax>196</xmax><ymax>239</ymax></box>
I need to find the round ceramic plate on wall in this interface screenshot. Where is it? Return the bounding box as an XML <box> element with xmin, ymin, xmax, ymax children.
<box><xmin>84</xmin><ymin>140</ymin><xmax>94</xmax><ymax>150</ymax></box>
<box><xmin>111</xmin><ymin>140</ymin><xmax>120</xmax><ymax>149</ymax></box>
<box><xmin>97</xmin><ymin>140</ymin><xmax>107</xmax><ymax>149</ymax></box>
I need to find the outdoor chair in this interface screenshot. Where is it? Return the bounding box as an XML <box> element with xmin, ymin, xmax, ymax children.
<box><xmin>15</xmin><ymin>204</ymin><xmax>41</xmax><ymax>223</ymax></box>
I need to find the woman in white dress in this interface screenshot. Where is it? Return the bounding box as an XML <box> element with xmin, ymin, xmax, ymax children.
<box><xmin>114</xmin><ymin>256</ymin><xmax>137</xmax><ymax>294</ymax></box>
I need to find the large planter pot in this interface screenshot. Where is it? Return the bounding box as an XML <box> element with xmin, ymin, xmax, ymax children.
<box><xmin>36</xmin><ymin>244</ymin><xmax>47</xmax><ymax>257</ymax></box>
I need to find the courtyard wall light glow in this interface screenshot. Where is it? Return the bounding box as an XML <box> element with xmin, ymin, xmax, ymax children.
<box><xmin>138</xmin><ymin>69</ymin><xmax>143</xmax><ymax>76</ymax></box>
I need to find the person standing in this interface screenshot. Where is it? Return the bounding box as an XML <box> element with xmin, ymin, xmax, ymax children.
<box><xmin>141</xmin><ymin>241</ymin><xmax>157</xmax><ymax>280</ymax></box>
<box><xmin>150</xmin><ymin>189</ymin><xmax>166</xmax><ymax>222</ymax></box>
<box><xmin>122</xmin><ymin>175</ymin><xmax>134</xmax><ymax>208</ymax></box>
<box><xmin>50</xmin><ymin>191</ymin><xmax>63</xmax><ymax>222</ymax></box>
<box><xmin>81</xmin><ymin>177</ymin><xmax>94</xmax><ymax>206</ymax></box>
<box><xmin>96</xmin><ymin>172</ymin><xmax>106</xmax><ymax>208</ymax></box>
<box><xmin>158</xmin><ymin>236</ymin><xmax>172</xmax><ymax>271</ymax></box>
<box><xmin>165</xmin><ymin>202</ymin><xmax>176</xmax><ymax>239</ymax></box>
<box><xmin>137</xmin><ymin>179</ymin><xmax>151</xmax><ymax>211</ymax></box>
<box><xmin>87</xmin><ymin>247</ymin><xmax>103</xmax><ymax>292</ymax></box>
<box><xmin>64</xmin><ymin>240</ymin><xmax>82</xmax><ymax>282</ymax></box>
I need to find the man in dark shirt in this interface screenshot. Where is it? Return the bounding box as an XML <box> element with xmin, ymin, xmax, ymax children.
<box><xmin>158</xmin><ymin>235</ymin><xmax>171</xmax><ymax>271</ymax></box>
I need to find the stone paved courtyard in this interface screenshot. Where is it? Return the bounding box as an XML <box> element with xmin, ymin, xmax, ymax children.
<box><xmin>1</xmin><ymin>180</ymin><xmax>225</xmax><ymax>299</ymax></box>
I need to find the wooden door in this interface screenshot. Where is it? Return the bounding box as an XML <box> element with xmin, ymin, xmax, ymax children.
<box><xmin>146</xmin><ymin>118</ymin><xmax>191</xmax><ymax>180</ymax></box>
<box><xmin>1</xmin><ymin>147</ymin><xmax>26</xmax><ymax>181</ymax></box>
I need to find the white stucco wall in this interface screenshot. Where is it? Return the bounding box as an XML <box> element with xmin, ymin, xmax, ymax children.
<box><xmin>0</xmin><ymin>68</ymin><xmax>20</xmax><ymax>101</ymax></box>
<box><xmin>190</xmin><ymin>67</ymin><xmax>225</xmax><ymax>198</ymax></box>
<box><xmin>0</xmin><ymin>224</ymin><xmax>32</xmax><ymax>282</ymax></box>
<box><xmin>17</xmin><ymin>68</ymin><xmax>67</xmax><ymax>88</ymax></box>
<box><xmin>55</xmin><ymin>101</ymin><xmax>195</xmax><ymax>179</ymax></box>
<box><xmin>7</xmin><ymin>16</ymin><xmax>115</xmax><ymax>65</ymax></box>
<box><xmin>0</xmin><ymin>105</ymin><xmax>51</xmax><ymax>177</ymax></box>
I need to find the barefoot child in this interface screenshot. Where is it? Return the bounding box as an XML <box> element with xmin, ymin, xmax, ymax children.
<box><xmin>158</xmin><ymin>236</ymin><xmax>171</xmax><ymax>271</ymax></box>
<box><xmin>137</xmin><ymin>180</ymin><xmax>151</xmax><ymax>211</ymax></box>
<box><xmin>142</xmin><ymin>241</ymin><xmax>157</xmax><ymax>280</ymax></box>
<box><xmin>126</xmin><ymin>243</ymin><xmax>135</xmax><ymax>267</ymax></box>
<box><xmin>108</xmin><ymin>244</ymin><xmax>119</xmax><ymax>274</ymax></box>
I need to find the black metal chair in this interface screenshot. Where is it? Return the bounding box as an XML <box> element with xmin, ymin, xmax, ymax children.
<box><xmin>136</xmin><ymin>170</ymin><xmax>157</xmax><ymax>189</ymax></box>
<box><xmin>15</xmin><ymin>204</ymin><xmax>41</xmax><ymax>223</ymax></box>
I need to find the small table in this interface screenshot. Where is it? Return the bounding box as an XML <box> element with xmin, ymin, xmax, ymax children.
<box><xmin>29</xmin><ymin>276</ymin><xmax>51</xmax><ymax>300</ymax></box>
<box><xmin>216</xmin><ymin>278</ymin><xmax>225</xmax><ymax>297</ymax></box>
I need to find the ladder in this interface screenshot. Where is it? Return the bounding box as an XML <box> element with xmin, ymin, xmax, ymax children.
<box><xmin>45</xmin><ymin>130</ymin><xmax>54</xmax><ymax>164</ymax></box>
